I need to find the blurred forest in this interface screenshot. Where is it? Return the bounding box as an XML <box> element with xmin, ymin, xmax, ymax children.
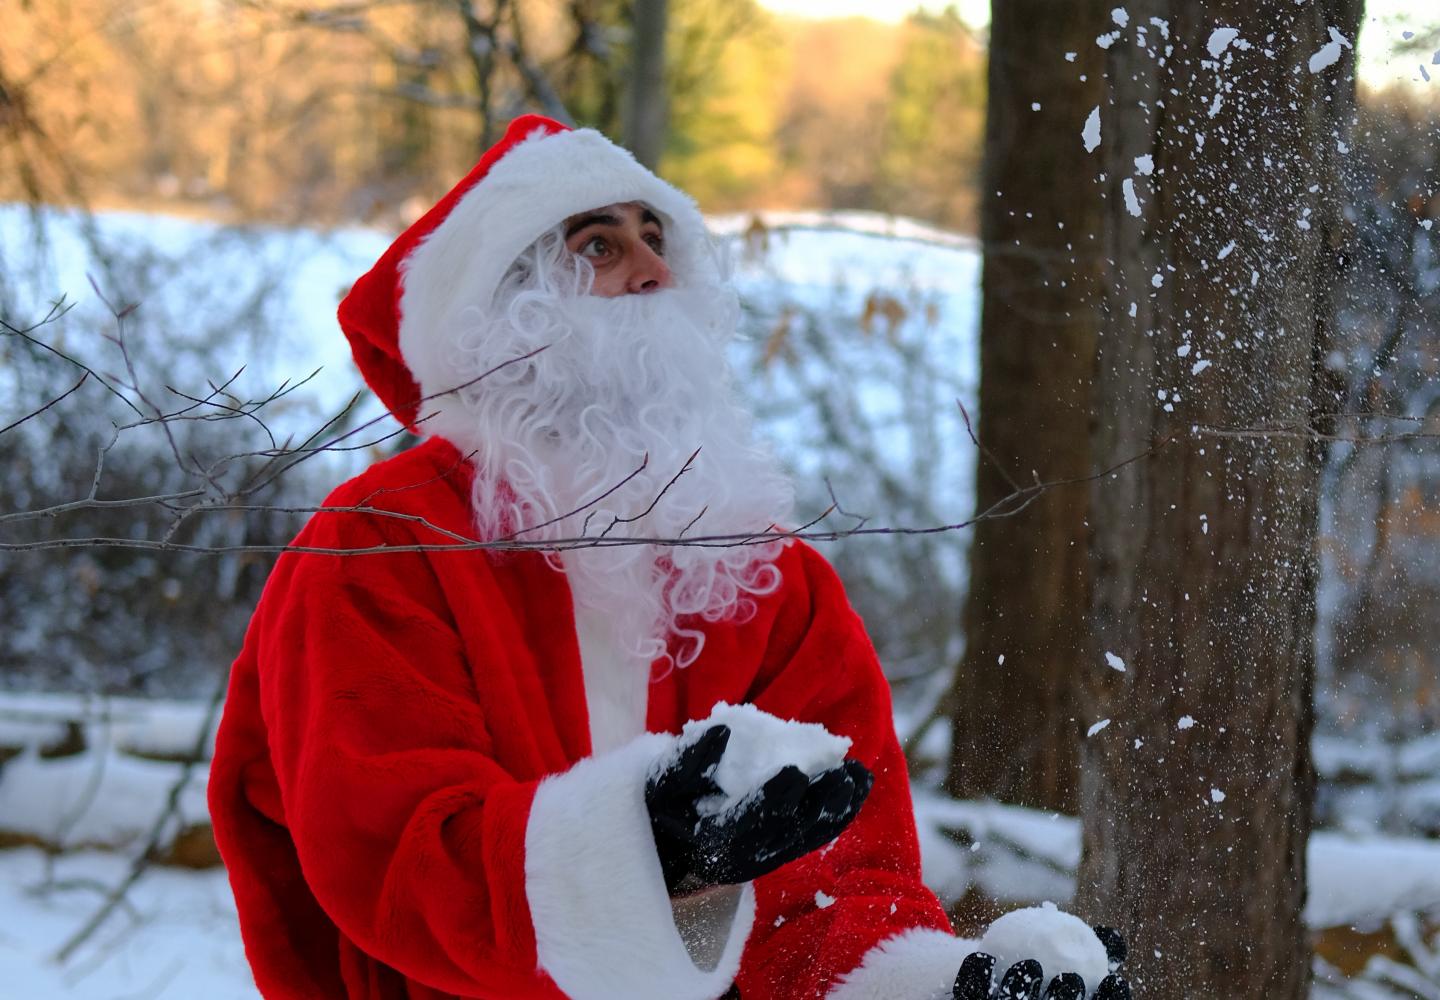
<box><xmin>0</xmin><ymin>0</ymin><xmax>984</xmax><ymax>229</ymax></box>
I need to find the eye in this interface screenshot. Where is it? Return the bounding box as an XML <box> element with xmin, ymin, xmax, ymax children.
<box><xmin>578</xmin><ymin>235</ymin><xmax>611</xmax><ymax>259</ymax></box>
<box><xmin>644</xmin><ymin>231</ymin><xmax>665</xmax><ymax>255</ymax></box>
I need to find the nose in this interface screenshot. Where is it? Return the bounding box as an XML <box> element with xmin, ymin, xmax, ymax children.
<box><xmin>626</xmin><ymin>243</ymin><xmax>673</xmax><ymax>295</ymax></box>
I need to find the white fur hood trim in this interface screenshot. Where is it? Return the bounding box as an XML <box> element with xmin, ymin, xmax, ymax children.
<box><xmin>525</xmin><ymin>732</ymin><xmax>755</xmax><ymax>1000</ymax></box>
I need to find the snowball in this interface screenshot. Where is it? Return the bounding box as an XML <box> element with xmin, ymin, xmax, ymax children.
<box><xmin>1178</xmin><ymin>715</ymin><xmax>1195</xmax><ymax>730</ymax></box>
<box><xmin>815</xmin><ymin>890</ymin><xmax>836</xmax><ymax>909</ymax></box>
<box><xmin>1111</xmin><ymin>8</ymin><xmax>1129</xmax><ymax>27</ymax></box>
<box><xmin>1217</xmin><ymin>240</ymin><xmax>1236</xmax><ymax>260</ymax></box>
<box><xmin>1082</xmin><ymin>107</ymin><xmax>1102</xmax><ymax>153</ymax></box>
<box><xmin>1104</xmin><ymin>652</ymin><xmax>1127</xmax><ymax>673</ymax></box>
<box><xmin>1192</xmin><ymin>359</ymin><xmax>1212</xmax><ymax>375</ymax></box>
<box><xmin>980</xmin><ymin>903</ymin><xmax>1110</xmax><ymax>992</ymax></box>
<box><xmin>1133</xmin><ymin>154</ymin><xmax>1154</xmax><ymax>176</ymax></box>
<box><xmin>681</xmin><ymin>702</ymin><xmax>851</xmax><ymax>816</ymax></box>
<box><xmin>1087</xmin><ymin>719</ymin><xmax>1111</xmax><ymax>738</ymax></box>
<box><xmin>1207</xmin><ymin>27</ymin><xmax>1240</xmax><ymax>59</ymax></box>
<box><xmin>1210</xmin><ymin>787</ymin><xmax>1226</xmax><ymax>803</ymax></box>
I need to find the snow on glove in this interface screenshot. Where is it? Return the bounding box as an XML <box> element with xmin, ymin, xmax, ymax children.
<box><xmin>645</xmin><ymin>722</ymin><xmax>874</xmax><ymax>895</ymax></box>
<box><xmin>953</xmin><ymin>919</ymin><xmax>1131</xmax><ymax>1000</ymax></box>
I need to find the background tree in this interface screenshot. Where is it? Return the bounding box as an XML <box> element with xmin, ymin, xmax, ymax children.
<box><xmin>944</xmin><ymin>0</ymin><xmax>1107</xmax><ymax>815</ymax></box>
<box><xmin>875</xmin><ymin>9</ymin><xmax>987</xmax><ymax>231</ymax></box>
<box><xmin>1075</xmin><ymin>3</ymin><xmax>1364</xmax><ymax>997</ymax></box>
<box><xmin>623</xmin><ymin>0</ymin><xmax>668</xmax><ymax>168</ymax></box>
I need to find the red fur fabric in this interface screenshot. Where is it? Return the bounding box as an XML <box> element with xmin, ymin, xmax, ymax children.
<box><xmin>209</xmin><ymin>436</ymin><xmax>954</xmax><ymax>999</ymax></box>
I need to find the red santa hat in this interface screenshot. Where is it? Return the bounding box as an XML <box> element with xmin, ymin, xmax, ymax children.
<box><xmin>337</xmin><ymin>114</ymin><xmax>708</xmax><ymax>429</ymax></box>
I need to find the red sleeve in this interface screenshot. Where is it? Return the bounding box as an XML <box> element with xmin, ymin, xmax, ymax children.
<box><xmin>248</xmin><ymin>506</ymin><xmax>550</xmax><ymax>998</ymax></box>
<box><xmin>737</xmin><ymin>543</ymin><xmax>968</xmax><ymax>1000</ymax></box>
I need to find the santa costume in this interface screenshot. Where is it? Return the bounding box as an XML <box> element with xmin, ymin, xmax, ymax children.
<box><xmin>208</xmin><ymin>115</ymin><xmax>984</xmax><ymax>1000</ymax></box>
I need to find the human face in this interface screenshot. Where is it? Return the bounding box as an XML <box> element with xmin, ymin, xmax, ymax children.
<box><xmin>562</xmin><ymin>202</ymin><xmax>674</xmax><ymax>297</ymax></box>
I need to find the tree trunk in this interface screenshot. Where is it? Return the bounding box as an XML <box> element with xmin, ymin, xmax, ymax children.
<box><xmin>623</xmin><ymin>0</ymin><xmax>667</xmax><ymax>170</ymax></box>
<box><xmin>945</xmin><ymin>0</ymin><xmax>1107</xmax><ymax>813</ymax></box>
<box><xmin>1076</xmin><ymin>2</ymin><xmax>1362</xmax><ymax>997</ymax></box>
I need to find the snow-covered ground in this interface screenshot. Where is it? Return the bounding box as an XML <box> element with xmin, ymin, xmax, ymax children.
<box><xmin>0</xmin><ymin>848</ymin><xmax>254</xmax><ymax>1000</ymax></box>
<box><xmin>4</xmin><ymin>692</ymin><xmax>1440</xmax><ymax>996</ymax></box>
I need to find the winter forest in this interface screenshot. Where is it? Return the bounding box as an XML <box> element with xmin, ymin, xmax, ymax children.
<box><xmin>3</xmin><ymin>0</ymin><xmax>1440</xmax><ymax>997</ymax></box>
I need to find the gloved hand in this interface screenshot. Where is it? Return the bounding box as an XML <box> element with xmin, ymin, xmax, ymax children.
<box><xmin>645</xmin><ymin>723</ymin><xmax>874</xmax><ymax>895</ymax></box>
<box><xmin>953</xmin><ymin>926</ymin><xmax>1131</xmax><ymax>1000</ymax></box>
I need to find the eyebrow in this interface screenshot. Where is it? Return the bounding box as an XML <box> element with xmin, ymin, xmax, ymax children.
<box><xmin>563</xmin><ymin>207</ymin><xmax>664</xmax><ymax>240</ymax></box>
<box><xmin>564</xmin><ymin>212</ymin><xmax>620</xmax><ymax>239</ymax></box>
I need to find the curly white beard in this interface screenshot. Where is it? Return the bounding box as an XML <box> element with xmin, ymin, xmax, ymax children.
<box><xmin>434</xmin><ymin>229</ymin><xmax>794</xmax><ymax>672</ymax></box>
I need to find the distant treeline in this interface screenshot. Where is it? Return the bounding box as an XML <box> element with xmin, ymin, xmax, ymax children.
<box><xmin>1</xmin><ymin>1</ymin><xmax>985</xmax><ymax>230</ymax></box>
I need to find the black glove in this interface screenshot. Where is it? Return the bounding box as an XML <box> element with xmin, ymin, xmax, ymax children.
<box><xmin>953</xmin><ymin>926</ymin><xmax>1131</xmax><ymax>1000</ymax></box>
<box><xmin>645</xmin><ymin>723</ymin><xmax>874</xmax><ymax>895</ymax></box>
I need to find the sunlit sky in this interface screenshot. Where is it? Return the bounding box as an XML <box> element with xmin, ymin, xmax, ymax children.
<box><xmin>757</xmin><ymin>0</ymin><xmax>1440</xmax><ymax>90</ymax></box>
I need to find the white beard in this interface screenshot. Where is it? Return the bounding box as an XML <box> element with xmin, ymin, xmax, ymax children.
<box><xmin>438</xmin><ymin>268</ymin><xmax>795</xmax><ymax>673</ymax></box>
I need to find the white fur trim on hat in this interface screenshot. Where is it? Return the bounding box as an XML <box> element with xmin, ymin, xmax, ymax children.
<box><xmin>396</xmin><ymin>126</ymin><xmax>708</xmax><ymax>414</ymax></box>
<box><xmin>827</xmin><ymin>927</ymin><xmax>979</xmax><ymax>1000</ymax></box>
<box><xmin>525</xmin><ymin>732</ymin><xmax>756</xmax><ymax>1000</ymax></box>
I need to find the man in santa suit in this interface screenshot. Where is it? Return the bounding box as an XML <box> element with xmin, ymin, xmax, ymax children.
<box><xmin>209</xmin><ymin>115</ymin><xmax>1129</xmax><ymax>1000</ymax></box>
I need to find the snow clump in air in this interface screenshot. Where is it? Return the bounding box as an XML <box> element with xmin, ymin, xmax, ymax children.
<box><xmin>1104</xmin><ymin>652</ymin><xmax>1127</xmax><ymax>672</ymax></box>
<box><xmin>1082</xmin><ymin>107</ymin><xmax>1102</xmax><ymax>153</ymax></box>
<box><xmin>979</xmin><ymin>902</ymin><xmax>1110</xmax><ymax>994</ymax></box>
<box><xmin>1087</xmin><ymin>719</ymin><xmax>1111</xmax><ymax>738</ymax></box>
<box><xmin>1122</xmin><ymin>179</ymin><xmax>1143</xmax><ymax>217</ymax></box>
<box><xmin>1308</xmin><ymin>27</ymin><xmax>1352</xmax><ymax>74</ymax></box>
<box><xmin>1207</xmin><ymin>27</ymin><xmax>1241</xmax><ymax>59</ymax></box>
<box><xmin>682</xmin><ymin>702</ymin><xmax>851</xmax><ymax>816</ymax></box>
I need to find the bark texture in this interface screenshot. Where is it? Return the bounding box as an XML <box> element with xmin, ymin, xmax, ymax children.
<box><xmin>1075</xmin><ymin>2</ymin><xmax>1362</xmax><ymax>997</ymax></box>
<box><xmin>946</xmin><ymin>0</ymin><xmax>1107</xmax><ymax>812</ymax></box>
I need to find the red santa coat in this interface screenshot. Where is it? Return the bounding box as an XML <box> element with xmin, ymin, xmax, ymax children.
<box><xmin>209</xmin><ymin>115</ymin><xmax>978</xmax><ymax>1000</ymax></box>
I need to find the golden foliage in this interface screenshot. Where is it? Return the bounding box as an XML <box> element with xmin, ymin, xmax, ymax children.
<box><xmin>1</xmin><ymin>1</ymin><xmax>987</xmax><ymax>230</ymax></box>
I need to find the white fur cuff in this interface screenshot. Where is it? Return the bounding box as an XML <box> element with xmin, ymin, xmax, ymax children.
<box><xmin>525</xmin><ymin>733</ymin><xmax>756</xmax><ymax>1000</ymax></box>
<box><xmin>827</xmin><ymin>927</ymin><xmax>979</xmax><ymax>1000</ymax></box>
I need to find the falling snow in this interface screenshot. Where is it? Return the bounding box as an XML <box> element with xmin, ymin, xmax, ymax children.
<box><xmin>1122</xmin><ymin>178</ymin><xmax>1143</xmax><ymax>217</ymax></box>
<box><xmin>1207</xmin><ymin>27</ymin><xmax>1241</xmax><ymax>59</ymax></box>
<box><xmin>1307</xmin><ymin>27</ymin><xmax>1352</xmax><ymax>74</ymax></box>
<box><xmin>1082</xmin><ymin>107</ymin><xmax>1102</xmax><ymax>153</ymax></box>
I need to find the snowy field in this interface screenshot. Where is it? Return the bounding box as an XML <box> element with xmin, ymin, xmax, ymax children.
<box><xmin>3</xmin><ymin>692</ymin><xmax>1440</xmax><ymax>997</ymax></box>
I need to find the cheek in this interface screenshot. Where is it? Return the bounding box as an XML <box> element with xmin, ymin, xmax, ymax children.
<box><xmin>589</xmin><ymin>271</ymin><xmax>626</xmax><ymax>298</ymax></box>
